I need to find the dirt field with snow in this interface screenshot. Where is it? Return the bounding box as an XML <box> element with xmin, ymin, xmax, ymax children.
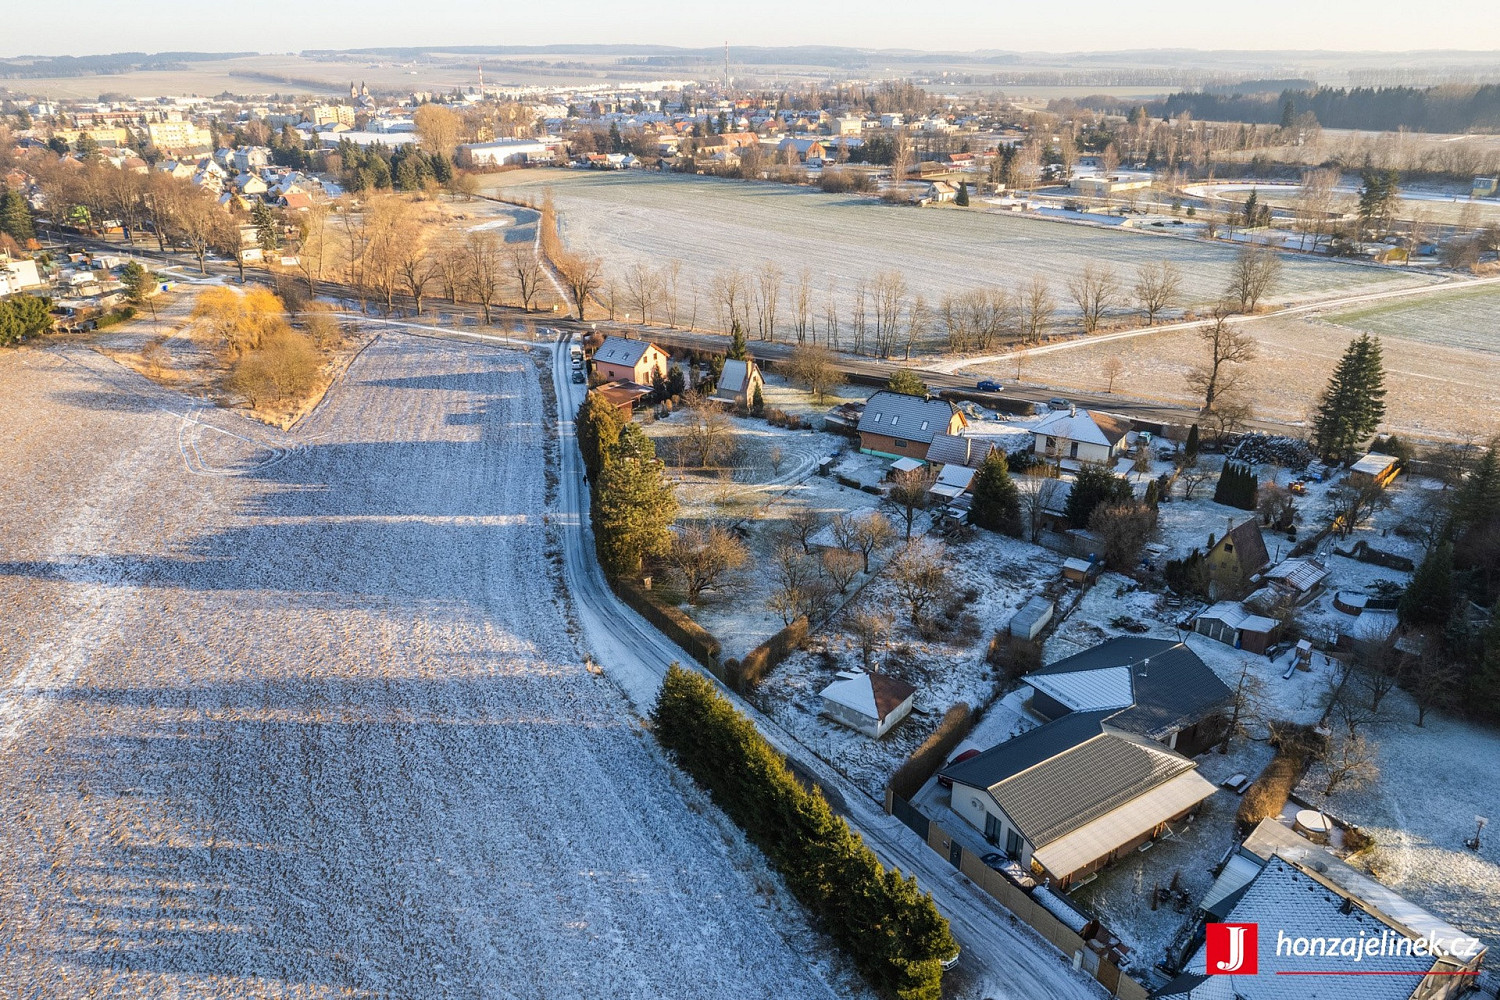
<box><xmin>484</xmin><ymin>170</ymin><xmax>1429</xmax><ymax>342</ymax></box>
<box><xmin>0</xmin><ymin>335</ymin><xmax>860</xmax><ymax>998</ymax></box>
<box><xmin>972</xmin><ymin>314</ymin><xmax>1500</xmax><ymax>443</ymax></box>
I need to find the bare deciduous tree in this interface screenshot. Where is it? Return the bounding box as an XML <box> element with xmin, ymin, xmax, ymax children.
<box><xmin>889</xmin><ymin>538</ymin><xmax>949</xmax><ymax>624</ymax></box>
<box><xmin>1319</xmin><ymin>731</ymin><xmax>1380</xmax><ymax>797</ymax></box>
<box><xmin>1218</xmin><ymin>659</ymin><xmax>1268</xmax><ymax>752</ymax></box>
<box><xmin>556</xmin><ymin>251</ymin><xmax>603</xmax><ymax>321</ymax></box>
<box><xmin>1101</xmin><ymin>354</ymin><xmax>1125</xmax><ymax>393</ymax></box>
<box><xmin>1019</xmin><ymin>275</ymin><xmax>1054</xmax><ymax>344</ymax></box>
<box><xmin>822</xmin><ymin>547</ymin><xmax>862</xmax><ymax>594</ymax></box>
<box><xmin>680</xmin><ymin>391</ymin><xmax>737</xmax><ymax>468</ymax></box>
<box><xmin>847</xmin><ymin>609</ymin><xmax>891</xmax><ymax>668</ymax></box>
<box><xmin>1186</xmin><ymin>305</ymin><xmax>1256</xmax><ymax>413</ymax></box>
<box><xmin>667</xmin><ymin>524</ymin><xmax>748</xmax><ymax>604</ymax></box>
<box><xmin>464</xmin><ymin>229</ymin><xmax>506</xmax><ymax>324</ymax></box>
<box><xmin>786</xmin><ymin>344</ymin><xmax>841</xmax><ymax>403</ymax></box>
<box><xmin>1226</xmin><ymin>242</ymin><xmax>1283</xmax><ymax>313</ymax></box>
<box><xmin>786</xmin><ymin>508</ymin><xmax>822</xmax><ymax>554</ymax></box>
<box><xmin>1066</xmin><ymin>263</ymin><xmax>1119</xmax><ymax>334</ymax></box>
<box><xmin>791</xmin><ymin>268</ymin><xmax>813</xmax><ymax>344</ymax></box>
<box><xmin>885</xmin><ymin>466</ymin><xmax>934</xmax><ymax>540</ymax></box>
<box><xmin>624</xmin><ymin>261</ymin><xmax>662</xmax><ymax>325</ymax></box>
<box><xmin>753</xmin><ymin>264</ymin><xmax>782</xmax><ymax>342</ymax></box>
<box><xmin>1133</xmin><ymin>260</ymin><xmax>1182</xmax><ymax>325</ymax></box>
<box><xmin>511</xmin><ymin>246</ymin><xmax>546</xmax><ymax>313</ymax></box>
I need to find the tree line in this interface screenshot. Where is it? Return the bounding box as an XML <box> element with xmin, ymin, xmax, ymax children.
<box><xmin>1162</xmin><ymin>84</ymin><xmax>1500</xmax><ymax>135</ymax></box>
<box><xmin>652</xmin><ymin>664</ymin><xmax>956</xmax><ymax>1000</ymax></box>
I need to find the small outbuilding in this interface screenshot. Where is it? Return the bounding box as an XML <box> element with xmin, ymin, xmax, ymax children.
<box><xmin>1193</xmin><ymin>602</ymin><xmax>1280</xmax><ymax>655</ymax></box>
<box><xmin>1008</xmin><ymin>596</ymin><xmax>1055</xmax><ymax>640</ymax></box>
<box><xmin>1348</xmin><ymin>452</ymin><xmax>1400</xmax><ymax>489</ymax></box>
<box><xmin>819</xmin><ymin>670</ymin><xmax>916</xmax><ymax>738</ymax></box>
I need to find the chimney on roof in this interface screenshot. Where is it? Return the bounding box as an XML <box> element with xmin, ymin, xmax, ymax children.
<box><xmin>1069</xmin><ymin>404</ymin><xmax>1076</xmax><ymax>417</ymax></box>
<box><xmin>1140</xmin><ymin>657</ymin><xmax>1149</xmax><ymax>677</ymax></box>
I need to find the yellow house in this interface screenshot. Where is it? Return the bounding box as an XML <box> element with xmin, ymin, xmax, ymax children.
<box><xmin>147</xmin><ymin>121</ymin><xmax>213</xmax><ymax>153</ymax></box>
<box><xmin>1205</xmin><ymin>520</ymin><xmax>1270</xmax><ymax>601</ymax></box>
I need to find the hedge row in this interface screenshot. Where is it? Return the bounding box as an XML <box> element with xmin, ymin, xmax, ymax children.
<box><xmin>1237</xmin><ymin>725</ymin><xmax>1324</xmax><ymax>833</ymax></box>
<box><xmin>887</xmin><ymin>702</ymin><xmax>974</xmax><ymax>802</ymax></box>
<box><xmin>729</xmin><ymin>617</ymin><xmax>809</xmax><ymax>693</ymax></box>
<box><xmin>611</xmin><ymin>577</ymin><xmax>723</xmax><ymax>678</ymax></box>
<box><xmin>653</xmin><ymin>665</ymin><xmax>956</xmax><ymax>1000</ymax></box>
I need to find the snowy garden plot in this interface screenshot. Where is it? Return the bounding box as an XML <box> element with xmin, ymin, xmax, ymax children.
<box><xmin>759</xmin><ymin>531</ymin><xmax>1065</xmax><ymax>799</ymax></box>
<box><xmin>494</xmin><ymin>171</ymin><xmax>1426</xmax><ymax>346</ymax></box>
<box><xmin>0</xmin><ymin>334</ymin><xmax>866</xmax><ymax>1000</ymax></box>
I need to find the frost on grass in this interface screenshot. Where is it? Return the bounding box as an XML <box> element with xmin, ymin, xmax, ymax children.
<box><xmin>0</xmin><ymin>334</ymin><xmax>857</xmax><ymax>999</ymax></box>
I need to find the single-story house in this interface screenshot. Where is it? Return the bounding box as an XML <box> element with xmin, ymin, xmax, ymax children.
<box><xmin>1031</xmin><ymin>407</ymin><xmax>1132</xmax><ymax>470</ymax></box>
<box><xmin>940</xmin><ymin>710</ymin><xmax>1216</xmax><ymax>888</ymax></box>
<box><xmin>710</xmin><ymin>357</ymin><xmax>763</xmax><ymax>409</ymax></box>
<box><xmin>1193</xmin><ymin>601</ymin><xmax>1280</xmax><ymax>654</ymax></box>
<box><xmin>819</xmin><ymin>670</ymin><xmax>916</xmax><ymax>738</ymax></box>
<box><xmin>1262</xmin><ymin>557</ymin><xmax>1330</xmax><ymax>603</ymax></box>
<box><xmin>592</xmin><ymin>336</ymin><xmax>669</xmax><ymax>385</ymax></box>
<box><xmin>857</xmin><ymin>390</ymin><xmax>967</xmax><ymax>461</ymax></box>
<box><xmin>1022</xmin><ymin>637</ymin><xmax>1233</xmax><ymax>754</ymax></box>
<box><xmin>458</xmin><ymin>138</ymin><xmax>556</xmax><ymax>167</ymax></box>
<box><xmin>1161</xmin><ymin>819</ymin><xmax>1485</xmax><ymax>999</ymax></box>
<box><xmin>1349</xmin><ymin>452</ymin><xmax>1401</xmax><ymax>489</ymax></box>
<box><xmin>1008</xmin><ymin>595</ymin><xmax>1054</xmax><ymax>640</ymax></box>
<box><xmin>1205</xmin><ymin>519</ymin><xmax>1271</xmax><ymax>601</ymax></box>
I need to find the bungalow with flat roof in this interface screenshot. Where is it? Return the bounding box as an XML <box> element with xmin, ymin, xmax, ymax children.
<box><xmin>1349</xmin><ymin>452</ymin><xmax>1401</xmax><ymax>489</ymax></box>
<box><xmin>857</xmin><ymin>391</ymin><xmax>967</xmax><ymax>461</ymax></box>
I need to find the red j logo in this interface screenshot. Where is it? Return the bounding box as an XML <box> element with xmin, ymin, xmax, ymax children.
<box><xmin>1206</xmin><ymin>923</ymin><xmax>1259</xmax><ymax>975</ymax></box>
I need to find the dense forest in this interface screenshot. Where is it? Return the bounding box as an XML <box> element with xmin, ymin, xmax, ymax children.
<box><xmin>1159</xmin><ymin>84</ymin><xmax>1500</xmax><ymax>133</ymax></box>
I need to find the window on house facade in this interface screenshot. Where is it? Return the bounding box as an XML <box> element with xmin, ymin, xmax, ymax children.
<box><xmin>1069</xmin><ymin>441</ymin><xmax>1079</xmax><ymax>459</ymax></box>
<box><xmin>894</xmin><ymin>438</ymin><xmax>908</xmax><ymax>448</ymax></box>
<box><xmin>984</xmin><ymin>812</ymin><xmax>1001</xmax><ymax>845</ymax></box>
<box><xmin>1006</xmin><ymin>827</ymin><xmax>1023</xmax><ymax>858</ymax></box>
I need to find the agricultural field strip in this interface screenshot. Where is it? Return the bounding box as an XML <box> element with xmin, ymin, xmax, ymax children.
<box><xmin>498</xmin><ymin>172</ymin><xmax>1429</xmax><ymax>330</ymax></box>
<box><xmin>0</xmin><ymin>334</ymin><xmax>851</xmax><ymax>998</ymax></box>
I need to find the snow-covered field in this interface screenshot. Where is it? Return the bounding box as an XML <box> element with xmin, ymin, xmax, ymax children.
<box><xmin>973</xmin><ymin>313</ymin><xmax>1500</xmax><ymax>442</ymax></box>
<box><xmin>488</xmin><ymin>171</ymin><xmax>1428</xmax><ymax>338</ymax></box>
<box><xmin>0</xmin><ymin>335</ymin><xmax>862</xmax><ymax>998</ymax></box>
<box><xmin>1326</xmin><ymin>285</ymin><xmax>1500</xmax><ymax>355</ymax></box>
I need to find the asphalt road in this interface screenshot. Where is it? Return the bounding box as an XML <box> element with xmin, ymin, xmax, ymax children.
<box><xmin>542</xmin><ymin>329</ymin><xmax>1109</xmax><ymax>1000</ymax></box>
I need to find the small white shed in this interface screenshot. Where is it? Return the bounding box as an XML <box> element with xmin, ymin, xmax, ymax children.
<box><xmin>819</xmin><ymin>670</ymin><xmax>917</xmax><ymax>738</ymax></box>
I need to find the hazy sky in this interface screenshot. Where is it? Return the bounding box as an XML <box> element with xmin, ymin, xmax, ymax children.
<box><xmin>7</xmin><ymin>0</ymin><xmax>1500</xmax><ymax>57</ymax></box>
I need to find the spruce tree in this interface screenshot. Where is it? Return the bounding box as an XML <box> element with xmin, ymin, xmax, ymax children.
<box><xmin>1184</xmin><ymin>423</ymin><xmax>1200</xmax><ymax>460</ymax></box>
<box><xmin>593</xmin><ymin>449</ymin><xmax>676</xmax><ymax>578</ymax></box>
<box><xmin>886</xmin><ymin>368</ymin><xmax>928</xmax><ymax>397</ymax></box>
<box><xmin>727</xmin><ymin>319</ymin><xmax>748</xmax><ymax>360</ymax></box>
<box><xmin>969</xmin><ymin>450</ymin><xmax>1021</xmax><ymax>534</ymax></box>
<box><xmin>1065</xmin><ymin>462</ymin><xmax>1132</xmax><ymax>529</ymax></box>
<box><xmin>0</xmin><ymin>187</ymin><xmax>37</xmax><ymax>244</ymax></box>
<box><xmin>954</xmin><ymin>181</ymin><xmax>969</xmax><ymax>206</ymax></box>
<box><xmin>1399</xmin><ymin>541</ymin><xmax>1455</xmax><ymax>632</ymax></box>
<box><xmin>576</xmin><ymin>390</ymin><xmax>625</xmax><ymax>478</ymax></box>
<box><xmin>1313</xmin><ymin>334</ymin><xmax>1387</xmax><ymax>462</ymax></box>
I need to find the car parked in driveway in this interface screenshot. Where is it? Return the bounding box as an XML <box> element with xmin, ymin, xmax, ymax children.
<box><xmin>937</xmin><ymin>747</ymin><xmax>981</xmax><ymax>788</ymax></box>
<box><xmin>571</xmin><ymin>370</ymin><xmax>586</xmax><ymax>383</ymax></box>
<box><xmin>976</xmin><ymin>379</ymin><xmax>1001</xmax><ymax>392</ymax></box>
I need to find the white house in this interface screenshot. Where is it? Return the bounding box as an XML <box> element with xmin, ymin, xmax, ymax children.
<box><xmin>0</xmin><ymin>259</ymin><xmax>45</xmax><ymax>296</ymax></box>
<box><xmin>819</xmin><ymin>670</ymin><xmax>916</xmax><ymax>738</ymax></box>
<box><xmin>459</xmin><ymin>138</ymin><xmax>556</xmax><ymax>166</ymax></box>
<box><xmin>710</xmin><ymin>357</ymin><xmax>763</xmax><ymax>409</ymax></box>
<box><xmin>1032</xmin><ymin>407</ymin><xmax>1132</xmax><ymax>469</ymax></box>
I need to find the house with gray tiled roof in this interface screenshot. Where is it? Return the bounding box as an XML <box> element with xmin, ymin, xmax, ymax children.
<box><xmin>710</xmin><ymin>357</ymin><xmax>763</xmax><ymax>409</ymax></box>
<box><xmin>592</xmin><ymin>336</ymin><xmax>668</xmax><ymax>386</ymax></box>
<box><xmin>938</xmin><ymin>637</ymin><xmax>1228</xmax><ymax>888</ymax></box>
<box><xmin>856</xmin><ymin>391</ymin><xmax>967</xmax><ymax>462</ymax></box>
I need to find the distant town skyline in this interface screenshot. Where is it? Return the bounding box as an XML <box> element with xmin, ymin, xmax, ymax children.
<box><xmin>7</xmin><ymin>0</ymin><xmax>1500</xmax><ymax>60</ymax></box>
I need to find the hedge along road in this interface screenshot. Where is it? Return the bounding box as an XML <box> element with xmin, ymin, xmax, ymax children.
<box><xmin>545</xmin><ymin>330</ymin><xmax>1109</xmax><ymax>1000</ymax></box>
